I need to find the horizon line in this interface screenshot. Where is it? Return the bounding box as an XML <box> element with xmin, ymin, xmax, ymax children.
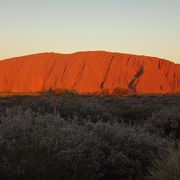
<box><xmin>0</xmin><ymin>50</ymin><xmax>178</xmax><ymax>65</ymax></box>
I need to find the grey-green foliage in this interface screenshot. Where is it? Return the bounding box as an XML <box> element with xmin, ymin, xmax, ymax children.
<box><xmin>0</xmin><ymin>107</ymin><xmax>169</xmax><ymax>180</ymax></box>
<box><xmin>149</xmin><ymin>144</ymin><xmax>180</xmax><ymax>180</ymax></box>
<box><xmin>146</xmin><ymin>106</ymin><xmax>180</xmax><ymax>139</ymax></box>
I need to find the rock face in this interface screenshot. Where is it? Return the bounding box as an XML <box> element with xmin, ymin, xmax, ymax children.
<box><xmin>0</xmin><ymin>51</ymin><xmax>180</xmax><ymax>94</ymax></box>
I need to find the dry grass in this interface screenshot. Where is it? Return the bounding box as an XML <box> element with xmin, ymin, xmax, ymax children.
<box><xmin>149</xmin><ymin>143</ymin><xmax>180</xmax><ymax>180</ymax></box>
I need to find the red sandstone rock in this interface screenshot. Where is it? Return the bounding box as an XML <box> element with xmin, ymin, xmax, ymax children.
<box><xmin>0</xmin><ymin>51</ymin><xmax>179</xmax><ymax>94</ymax></box>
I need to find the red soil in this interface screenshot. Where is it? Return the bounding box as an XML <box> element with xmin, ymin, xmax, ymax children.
<box><xmin>0</xmin><ymin>51</ymin><xmax>180</xmax><ymax>94</ymax></box>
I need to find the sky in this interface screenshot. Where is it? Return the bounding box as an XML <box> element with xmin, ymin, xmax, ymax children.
<box><xmin>0</xmin><ymin>0</ymin><xmax>180</xmax><ymax>63</ymax></box>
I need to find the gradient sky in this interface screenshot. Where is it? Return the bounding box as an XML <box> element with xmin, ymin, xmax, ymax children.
<box><xmin>0</xmin><ymin>0</ymin><xmax>180</xmax><ymax>63</ymax></box>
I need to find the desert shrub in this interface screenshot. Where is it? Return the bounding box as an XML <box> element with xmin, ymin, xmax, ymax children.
<box><xmin>0</xmin><ymin>108</ymin><xmax>169</xmax><ymax>180</ymax></box>
<box><xmin>149</xmin><ymin>143</ymin><xmax>180</xmax><ymax>180</ymax></box>
<box><xmin>43</xmin><ymin>87</ymin><xmax>56</xmax><ymax>96</ymax></box>
<box><xmin>22</xmin><ymin>95</ymin><xmax>58</xmax><ymax>114</ymax></box>
<box><xmin>58</xmin><ymin>89</ymin><xmax>78</xmax><ymax>98</ymax></box>
<box><xmin>0</xmin><ymin>93</ymin><xmax>180</xmax><ymax>124</ymax></box>
<box><xmin>146</xmin><ymin>106</ymin><xmax>180</xmax><ymax>139</ymax></box>
<box><xmin>103</xmin><ymin>101</ymin><xmax>156</xmax><ymax>125</ymax></box>
<box><xmin>119</xmin><ymin>106</ymin><xmax>155</xmax><ymax>125</ymax></box>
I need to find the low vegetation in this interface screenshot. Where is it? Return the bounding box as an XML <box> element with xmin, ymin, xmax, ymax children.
<box><xmin>150</xmin><ymin>143</ymin><xmax>180</xmax><ymax>180</ymax></box>
<box><xmin>0</xmin><ymin>91</ymin><xmax>179</xmax><ymax>180</ymax></box>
